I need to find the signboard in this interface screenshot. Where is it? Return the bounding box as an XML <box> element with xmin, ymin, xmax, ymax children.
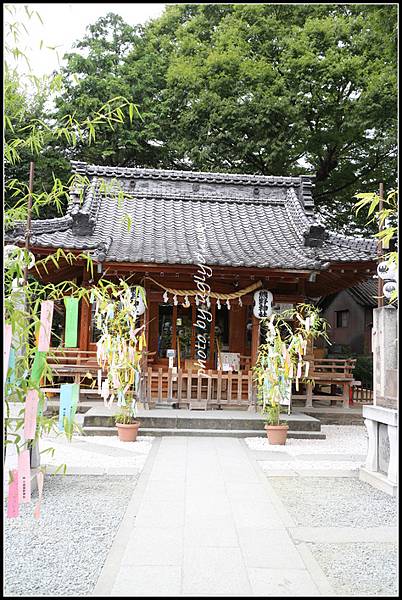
<box><xmin>253</xmin><ymin>290</ymin><xmax>273</xmax><ymax>319</ymax></box>
<box><xmin>377</xmin><ymin>261</ymin><xmax>397</xmax><ymax>281</ymax></box>
<box><xmin>220</xmin><ymin>352</ymin><xmax>240</xmax><ymax>372</ymax></box>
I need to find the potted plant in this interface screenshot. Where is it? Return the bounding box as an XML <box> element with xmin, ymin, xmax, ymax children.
<box><xmin>115</xmin><ymin>403</ymin><xmax>140</xmax><ymax>442</ymax></box>
<box><xmin>254</xmin><ymin>303</ymin><xmax>330</xmax><ymax>445</ymax></box>
<box><xmin>262</xmin><ymin>398</ymin><xmax>289</xmax><ymax>445</ymax></box>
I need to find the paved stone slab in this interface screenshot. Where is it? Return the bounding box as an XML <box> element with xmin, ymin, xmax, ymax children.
<box><xmin>247</xmin><ymin>567</ymin><xmax>320</xmax><ymax>596</ymax></box>
<box><xmin>238</xmin><ymin>527</ymin><xmax>306</xmax><ymax>569</ymax></box>
<box><xmin>111</xmin><ymin>565</ymin><xmax>182</xmax><ymax>596</ymax></box>
<box><xmin>289</xmin><ymin>526</ymin><xmax>398</xmax><ymax>544</ymax></box>
<box><xmin>99</xmin><ymin>436</ymin><xmax>334</xmax><ymax>596</ymax></box>
<box><xmin>182</xmin><ymin>547</ymin><xmax>251</xmax><ymax>596</ymax></box>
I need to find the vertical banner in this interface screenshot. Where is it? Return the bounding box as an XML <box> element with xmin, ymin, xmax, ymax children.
<box><xmin>34</xmin><ymin>471</ymin><xmax>44</xmax><ymax>520</ymax></box>
<box><xmin>18</xmin><ymin>449</ymin><xmax>31</xmax><ymax>503</ymax></box>
<box><xmin>24</xmin><ymin>390</ymin><xmax>39</xmax><ymax>439</ymax></box>
<box><xmin>4</xmin><ymin>324</ymin><xmax>12</xmax><ymax>383</ymax></box>
<box><xmin>64</xmin><ymin>297</ymin><xmax>79</xmax><ymax>347</ymax></box>
<box><xmin>37</xmin><ymin>300</ymin><xmax>54</xmax><ymax>352</ymax></box>
<box><xmin>58</xmin><ymin>383</ymin><xmax>78</xmax><ymax>431</ymax></box>
<box><xmin>30</xmin><ymin>351</ymin><xmax>47</xmax><ymax>386</ymax></box>
<box><xmin>7</xmin><ymin>470</ymin><xmax>19</xmax><ymax>518</ymax></box>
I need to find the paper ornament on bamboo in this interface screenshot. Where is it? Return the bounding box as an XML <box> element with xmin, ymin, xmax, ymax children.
<box><xmin>64</xmin><ymin>297</ymin><xmax>79</xmax><ymax>347</ymax></box>
<box><xmin>7</xmin><ymin>469</ymin><xmax>19</xmax><ymax>518</ymax></box>
<box><xmin>4</xmin><ymin>324</ymin><xmax>12</xmax><ymax>384</ymax></box>
<box><xmin>34</xmin><ymin>471</ymin><xmax>44</xmax><ymax>520</ymax></box>
<box><xmin>30</xmin><ymin>351</ymin><xmax>47</xmax><ymax>386</ymax></box>
<box><xmin>24</xmin><ymin>389</ymin><xmax>39</xmax><ymax>439</ymax></box>
<box><xmin>38</xmin><ymin>300</ymin><xmax>54</xmax><ymax>352</ymax></box>
<box><xmin>18</xmin><ymin>449</ymin><xmax>31</xmax><ymax>504</ymax></box>
<box><xmin>58</xmin><ymin>383</ymin><xmax>79</xmax><ymax>431</ymax></box>
<box><xmin>132</xmin><ymin>287</ymin><xmax>146</xmax><ymax>315</ymax></box>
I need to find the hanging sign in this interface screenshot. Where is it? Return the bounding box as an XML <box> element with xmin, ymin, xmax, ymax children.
<box><xmin>18</xmin><ymin>449</ymin><xmax>31</xmax><ymax>504</ymax></box>
<box><xmin>377</xmin><ymin>261</ymin><xmax>397</xmax><ymax>281</ymax></box>
<box><xmin>4</xmin><ymin>324</ymin><xmax>12</xmax><ymax>384</ymax></box>
<box><xmin>38</xmin><ymin>300</ymin><xmax>54</xmax><ymax>352</ymax></box>
<box><xmin>30</xmin><ymin>351</ymin><xmax>47</xmax><ymax>386</ymax></box>
<box><xmin>383</xmin><ymin>280</ymin><xmax>398</xmax><ymax>299</ymax></box>
<box><xmin>58</xmin><ymin>383</ymin><xmax>77</xmax><ymax>431</ymax></box>
<box><xmin>24</xmin><ymin>389</ymin><xmax>39</xmax><ymax>439</ymax></box>
<box><xmin>253</xmin><ymin>290</ymin><xmax>273</xmax><ymax>319</ymax></box>
<box><xmin>7</xmin><ymin>470</ymin><xmax>19</xmax><ymax>518</ymax></box>
<box><xmin>64</xmin><ymin>297</ymin><xmax>79</xmax><ymax>347</ymax></box>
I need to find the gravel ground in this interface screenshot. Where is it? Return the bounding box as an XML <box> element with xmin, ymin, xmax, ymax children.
<box><xmin>270</xmin><ymin>476</ymin><xmax>398</xmax><ymax>528</ymax></box>
<box><xmin>308</xmin><ymin>542</ymin><xmax>398</xmax><ymax>597</ymax></box>
<box><xmin>4</xmin><ymin>475</ymin><xmax>137</xmax><ymax>597</ymax></box>
<box><xmin>246</xmin><ymin>425</ymin><xmax>368</xmax><ymax>456</ymax></box>
<box><xmin>40</xmin><ymin>434</ymin><xmax>154</xmax><ymax>471</ymax></box>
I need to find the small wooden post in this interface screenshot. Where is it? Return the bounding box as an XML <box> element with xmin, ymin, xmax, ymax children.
<box><xmin>251</xmin><ymin>315</ymin><xmax>260</xmax><ymax>368</ymax></box>
<box><xmin>23</xmin><ymin>161</ymin><xmax>35</xmax><ymax>285</ymax></box>
<box><xmin>377</xmin><ymin>183</ymin><xmax>384</xmax><ymax>308</ymax></box>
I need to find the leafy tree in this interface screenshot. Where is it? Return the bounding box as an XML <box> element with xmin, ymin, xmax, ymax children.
<box><xmin>55</xmin><ymin>4</ymin><xmax>397</xmax><ymax>233</ymax></box>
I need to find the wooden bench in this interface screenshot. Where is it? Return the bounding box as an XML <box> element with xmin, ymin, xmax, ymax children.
<box><xmin>294</xmin><ymin>358</ymin><xmax>356</xmax><ymax>408</ymax></box>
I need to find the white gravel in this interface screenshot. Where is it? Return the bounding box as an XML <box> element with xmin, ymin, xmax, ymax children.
<box><xmin>309</xmin><ymin>542</ymin><xmax>398</xmax><ymax>597</ymax></box>
<box><xmin>4</xmin><ymin>475</ymin><xmax>138</xmax><ymax>597</ymax></box>
<box><xmin>40</xmin><ymin>434</ymin><xmax>154</xmax><ymax>472</ymax></box>
<box><xmin>270</xmin><ymin>476</ymin><xmax>398</xmax><ymax>528</ymax></box>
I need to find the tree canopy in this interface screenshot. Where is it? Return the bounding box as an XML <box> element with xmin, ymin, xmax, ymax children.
<box><xmin>39</xmin><ymin>5</ymin><xmax>398</xmax><ymax>232</ymax></box>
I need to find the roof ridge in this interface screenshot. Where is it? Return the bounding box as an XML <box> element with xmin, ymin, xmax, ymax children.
<box><xmin>70</xmin><ymin>160</ymin><xmax>313</xmax><ymax>187</ymax></box>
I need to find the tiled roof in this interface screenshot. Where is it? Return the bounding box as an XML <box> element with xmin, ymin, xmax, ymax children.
<box><xmin>346</xmin><ymin>278</ymin><xmax>379</xmax><ymax>307</ymax></box>
<box><xmin>5</xmin><ymin>162</ymin><xmax>377</xmax><ymax>270</ymax></box>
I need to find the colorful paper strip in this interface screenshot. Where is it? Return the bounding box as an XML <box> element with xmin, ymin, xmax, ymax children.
<box><xmin>58</xmin><ymin>383</ymin><xmax>79</xmax><ymax>431</ymax></box>
<box><xmin>64</xmin><ymin>297</ymin><xmax>79</xmax><ymax>347</ymax></box>
<box><xmin>18</xmin><ymin>449</ymin><xmax>31</xmax><ymax>504</ymax></box>
<box><xmin>37</xmin><ymin>300</ymin><xmax>54</xmax><ymax>352</ymax></box>
<box><xmin>7</xmin><ymin>470</ymin><xmax>19</xmax><ymax>518</ymax></box>
<box><xmin>24</xmin><ymin>390</ymin><xmax>39</xmax><ymax>439</ymax></box>
<box><xmin>30</xmin><ymin>351</ymin><xmax>47</xmax><ymax>386</ymax></box>
<box><xmin>4</xmin><ymin>324</ymin><xmax>12</xmax><ymax>384</ymax></box>
<box><xmin>34</xmin><ymin>471</ymin><xmax>44</xmax><ymax>520</ymax></box>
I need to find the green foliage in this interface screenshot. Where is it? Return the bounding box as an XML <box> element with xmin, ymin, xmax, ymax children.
<box><xmin>354</xmin><ymin>189</ymin><xmax>398</xmax><ymax>302</ymax></box>
<box><xmin>254</xmin><ymin>303</ymin><xmax>330</xmax><ymax>423</ymax></box>
<box><xmin>53</xmin><ymin>5</ymin><xmax>396</xmax><ymax>233</ymax></box>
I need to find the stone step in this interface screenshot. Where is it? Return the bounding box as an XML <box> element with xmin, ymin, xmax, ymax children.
<box><xmin>82</xmin><ymin>411</ymin><xmax>321</xmax><ymax>432</ymax></box>
<box><xmin>82</xmin><ymin>426</ymin><xmax>326</xmax><ymax>439</ymax></box>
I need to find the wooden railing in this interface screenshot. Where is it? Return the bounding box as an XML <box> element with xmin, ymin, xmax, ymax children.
<box><xmin>142</xmin><ymin>368</ymin><xmax>254</xmax><ymax>410</ymax></box>
<box><xmin>41</xmin><ymin>350</ymin><xmax>358</xmax><ymax>410</ymax></box>
<box><xmin>352</xmin><ymin>387</ymin><xmax>373</xmax><ymax>404</ymax></box>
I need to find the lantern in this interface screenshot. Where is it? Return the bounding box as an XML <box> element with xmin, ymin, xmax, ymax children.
<box><xmin>253</xmin><ymin>289</ymin><xmax>273</xmax><ymax>319</ymax></box>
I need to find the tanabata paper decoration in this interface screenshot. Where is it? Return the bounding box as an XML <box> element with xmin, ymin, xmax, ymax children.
<box><xmin>7</xmin><ymin>470</ymin><xmax>19</xmax><ymax>518</ymax></box>
<box><xmin>18</xmin><ymin>449</ymin><xmax>31</xmax><ymax>503</ymax></box>
<box><xmin>58</xmin><ymin>383</ymin><xmax>79</xmax><ymax>431</ymax></box>
<box><xmin>34</xmin><ymin>471</ymin><xmax>44</xmax><ymax>520</ymax></box>
<box><xmin>30</xmin><ymin>351</ymin><xmax>47</xmax><ymax>386</ymax></box>
<box><xmin>24</xmin><ymin>389</ymin><xmax>39</xmax><ymax>439</ymax></box>
<box><xmin>6</xmin><ymin>347</ymin><xmax>16</xmax><ymax>385</ymax></box>
<box><xmin>4</xmin><ymin>324</ymin><xmax>12</xmax><ymax>384</ymax></box>
<box><xmin>37</xmin><ymin>300</ymin><xmax>54</xmax><ymax>352</ymax></box>
<box><xmin>64</xmin><ymin>297</ymin><xmax>79</xmax><ymax>347</ymax></box>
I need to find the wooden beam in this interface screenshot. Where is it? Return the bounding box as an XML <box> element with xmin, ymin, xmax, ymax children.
<box><xmin>251</xmin><ymin>315</ymin><xmax>260</xmax><ymax>368</ymax></box>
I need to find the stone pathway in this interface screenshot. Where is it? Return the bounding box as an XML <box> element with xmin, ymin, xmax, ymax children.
<box><xmin>94</xmin><ymin>436</ymin><xmax>333</xmax><ymax>597</ymax></box>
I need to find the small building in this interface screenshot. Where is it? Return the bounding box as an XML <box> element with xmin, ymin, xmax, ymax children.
<box><xmin>318</xmin><ymin>279</ymin><xmax>378</xmax><ymax>355</ymax></box>
<box><xmin>7</xmin><ymin>161</ymin><xmax>378</xmax><ymax>408</ymax></box>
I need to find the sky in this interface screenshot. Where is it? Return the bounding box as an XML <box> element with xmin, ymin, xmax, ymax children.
<box><xmin>4</xmin><ymin>3</ymin><xmax>166</xmax><ymax>78</ymax></box>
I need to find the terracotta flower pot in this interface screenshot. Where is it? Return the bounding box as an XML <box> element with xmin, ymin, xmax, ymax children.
<box><xmin>264</xmin><ymin>424</ymin><xmax>289</xmax><ymax>445</ymax></box>
<box><xmin>116</xmin><ymin>421</ymin><xmax>140</xmax><ymax>442</ymax></box>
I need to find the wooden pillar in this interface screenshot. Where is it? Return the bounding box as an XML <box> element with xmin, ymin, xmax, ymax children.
<box><xmin>251</xmin><ymin>315</ymin><xmax>260</xmax><ymax>368</ymax></box>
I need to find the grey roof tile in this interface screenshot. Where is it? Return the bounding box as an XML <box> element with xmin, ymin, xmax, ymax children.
<box><xmin>5</xmin><ymin>162</ymin><xmax>377</xmax><ymax>270</ymax></box>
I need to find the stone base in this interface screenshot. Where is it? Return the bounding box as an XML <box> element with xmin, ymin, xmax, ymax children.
<box><xmin>360</xmin><ymin>404</ymin><xmax>398</xmax><ymax>497</ymax></box>
<box><xmin>359</xmin><ymin>467</ymin><xmax>398</xmax><ymax>497</ymax></box>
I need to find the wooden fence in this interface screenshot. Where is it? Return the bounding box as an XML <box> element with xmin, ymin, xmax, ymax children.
<box><xmin>141</xmin><ymin>368</ymin><xmax>254</xmax><ymax>410</ymax></box>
